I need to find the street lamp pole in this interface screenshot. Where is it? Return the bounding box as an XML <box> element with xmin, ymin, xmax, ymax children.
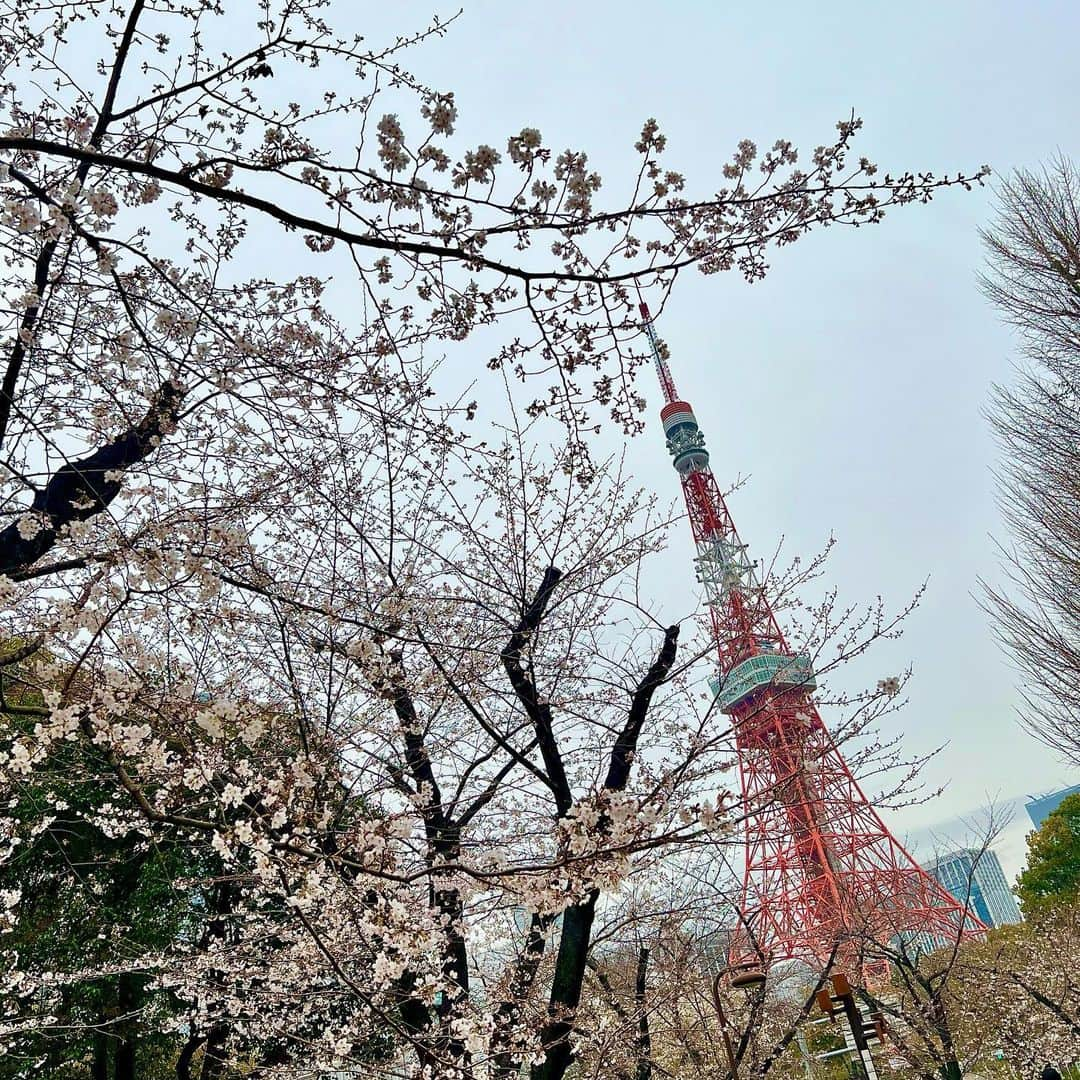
<box><xmin>712</xmin><ymin>971</ymin><xmax>743</xmax><ymax>1080</ymax></box>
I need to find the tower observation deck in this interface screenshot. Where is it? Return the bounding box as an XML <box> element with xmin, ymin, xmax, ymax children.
<box><xmin>641</xmin><ymin>302</ymin><xmax>985</xmax><ymax>979</ymax></box>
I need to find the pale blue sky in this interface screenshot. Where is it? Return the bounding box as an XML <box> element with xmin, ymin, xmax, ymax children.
<box><xmin>375</xmin><ymin>0</ymin><xmax>1080</xmax><ymax>880</ymax></box>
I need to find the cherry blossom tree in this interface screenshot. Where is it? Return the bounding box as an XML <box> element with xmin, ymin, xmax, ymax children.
<box><xmin>525</xmin><ymin>873</ymin><xmax>840</xmax><ymax>1080</ymax></box>
<box><xmin>0</xmin><ymin>0</ymin><xmax>987</xmax><ymax>478</ymax></box>
<box><xmin>0</xmin><ymin>392</ymin><xmax>929</xmax><ymax>1080</ymax></box>
<box><xmin>0</xmin><ymin>3</ymin><xmax>993</xmax><ymax>1078</ymax></box>
<box><xmin>965</xmin><ymin>904</ymin><xmax>1080</xmax><ymax>1075</ymax></box>
<box><xmin>834</xmin><ymin>819</ymin><xmax>1080</xmax><ymax>1080</ymax></box>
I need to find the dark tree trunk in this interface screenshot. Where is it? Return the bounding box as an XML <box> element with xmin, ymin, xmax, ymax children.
<box><xmin>114</xmin><ymin>1039</ymin><xmax>135</xmax><ymax>1080</ymax></box>
<box><xmin>92</xmin><ymin>1032</ymin><xmax>109</xmax><ymax>1080</ymax></box>
<box><xmin>200</xmin><ymin>1022</ymin><xmax>230</xmax><ymax>1080</ymax></box>
<box><xmin>193</xmin><ymin>875</ymin><xmax>240</xmax><ymax>1080</ymax></box>
<box><xmin>502</xmin><ymin>573</ymin><xmax>678</xmax><ymax>1080</ymax></box>
<box><xmin>634</xmin><ymin>946</ymin><xmax>652</xmax><ymax>1080</ymax></box>
<box><xmin>113</xmin><ymin>973</ymin><xmax>136</xmax><ymax>1080</ymax></box>
<box><xmin>491</xmin><ymin>913</ymin><xmax>552</xmax><ymax>1080</ymax></box>
<box><xmin>531</xmin><ymin>892</ymin><xmax>599</xmax><ymax>1080</ymax></box>
<box><xmin>176</xmin><ymin>1034</ymin><xmax>206</xmax><ymax>1080</ymax></box>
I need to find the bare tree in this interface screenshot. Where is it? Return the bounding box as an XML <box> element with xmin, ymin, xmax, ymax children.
<box><xmin>981</xmin><ymin>157</ymin><xmax>1080</xmax><ymax>765</ymax></box>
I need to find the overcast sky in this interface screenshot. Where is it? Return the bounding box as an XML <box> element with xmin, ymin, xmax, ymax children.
<box><xmin>357</xmin><ymin>0</ymin><xmax>1080</xmax><ymax>883</ymax></box>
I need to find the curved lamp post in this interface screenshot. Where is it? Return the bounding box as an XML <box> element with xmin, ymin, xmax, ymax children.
<box><xmin>712</xmin><ymin>967</ymin><xmax>766</xmax><ymax>1080</ymax></box>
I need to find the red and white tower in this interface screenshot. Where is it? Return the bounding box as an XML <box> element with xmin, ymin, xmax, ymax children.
<box><xmin>640</xmin><ymin>303</ymin><xmax>984</xmax><ymax>979</ymax></box>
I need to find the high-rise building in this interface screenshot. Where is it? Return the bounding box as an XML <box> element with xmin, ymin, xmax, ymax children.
<box><xmin>1025</xmin><ymin>784</ymin><xmax>1080</xmax><ymax>828</ymax></box>
<box><xmin>927</xmin><ymin>848</ymin><xmax>1021</xmax><ymax>928</ymax></box>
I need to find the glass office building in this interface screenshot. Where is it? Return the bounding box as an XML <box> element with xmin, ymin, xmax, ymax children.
<box><xmin>927</xmin><ymin>848</ymin><xmax>1021</xmax><ymax>928</ymax></box>
<box><xmin>1025</xmin><ymin>783</ymin><xmax>1080</xmax><ymax>828</ymax></box>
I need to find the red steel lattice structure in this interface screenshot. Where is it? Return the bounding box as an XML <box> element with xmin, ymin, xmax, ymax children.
<box><xmin>640</xmin><ymin>302</ymin><xmax>985</xmax><ymax>977</ymax></box>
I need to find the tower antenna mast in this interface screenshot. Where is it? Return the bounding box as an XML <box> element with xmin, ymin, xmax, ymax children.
<box><xmin>640</xmin><ymin>301</ymin><xmax>984</xmax><ymax>980</ymax></box>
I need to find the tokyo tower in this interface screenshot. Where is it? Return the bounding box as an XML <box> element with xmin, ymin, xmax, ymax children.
<box><xmin>640</xmin><ymin>303</ymin><xmax>984</xmax><ymax>982</ymax></box>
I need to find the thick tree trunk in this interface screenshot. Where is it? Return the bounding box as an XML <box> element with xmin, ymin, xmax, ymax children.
<box><xmin>503</xmin><ymin>578</ymin><xmax>678</xmax><ymax>1080</ymax></box>
<box><xmin>491</xmin><ymin>913</ymin><xmax>552</xmax><ymax>1080</ymax></box>
<box><xmin>176</xmin><ymin>1034</ymin><xmax>206</xmax><ymax>1080</ymax></box>
<box><xmin>199</xmin><ymin>1022</ymin><xmax>230</xmax><ymax>1080</ymax></box>
<box><xmin>939</xmin><ymin>1061</ymin><xmax>963</xmax><ymax>1080</ymax></box>
<box><xmin>936</xmin><ymin>1009</ymin><xmax>963</xmax><ymax>1080</ymax></box>
<box><xmin>113</xmin><ymin>973</ymin><xmax>136</xmax><ymax>1080</ymax></box>
<box><xmin>92</xmin><ymin>1031</ymin><xmax>109</xmax><ymax>1080</ymax></box>
<box><xmin>198</xmin><ymin>880</ymin><xmax>237</xmax><ymax>1080</ymax></box>
<box><xmin>531</xmin><ymin>892</ymin><xmax>599</xmax><ymax>1080</ymax></box>
<box><xmin>114</xmin><ymin>1039</ymin><xmax>135</xmax><ymax>1080</ymax></box>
